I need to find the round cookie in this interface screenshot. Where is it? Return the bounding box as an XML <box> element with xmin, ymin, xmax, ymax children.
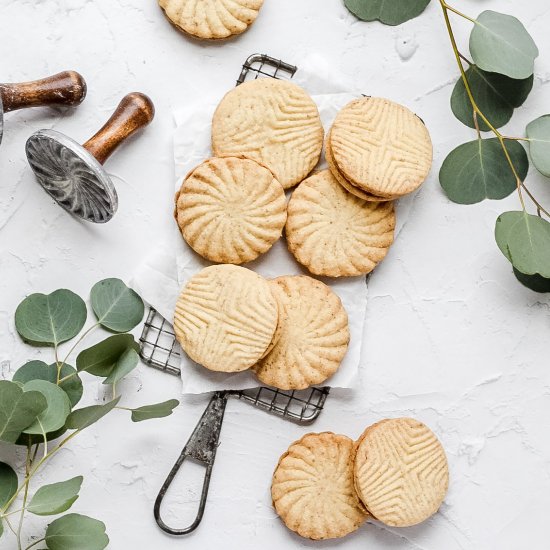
<box><xmin>353</xmin><ymin>418</ymin><xmax>449</xmax><ymax>527</ymax></box>
<box><xmin>326</xmin><ymin>129</ymin><xmax>396</xmax><ymax>202</ymax></box>
<box><xmin>330</xmin><ymin>97</ymin><xmax>433</xmax><ymax>198</ymax></box>
<box><xmin>253</xmin><ymin>276</ymin><xmax>349</xmax><ymax>389</ymax></box>
<box><xmin>174</xmin><ymin>264</ymin><xmax>278</xmax><ymax>372</ymax></box>
<box><xmin>286</xmin><ymin>170</ymin><xmax>396</xmax><ymax>277</ymax></box>
<box><xmin>175</xmin><ymin>156</ymin><xmax>287</xmax><ymax>264</ymax></box>
<box><xmin>158</xmin><ymin>0</ymin><xmax>264</xmax><ymax>40</ymax></box>
<box><xmin>212</xmin><ymin>78</ymin><xmax>324</xmax><ymax>189</ymax></box>
<box><xmin>272</xmin><ymin>432</ymin><xmax>368</xmax><ymax>540</ymax></box>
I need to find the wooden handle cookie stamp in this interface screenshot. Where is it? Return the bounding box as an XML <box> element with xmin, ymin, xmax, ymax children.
<box><xmin>25</xmin><ymin>92</ymin><xmax>155</xmax><ymax>223</ymax></box>
<box><xmin>0</xmin><ymin>71</ymin><xmax>86</xmax><ymax>145</ymax></box>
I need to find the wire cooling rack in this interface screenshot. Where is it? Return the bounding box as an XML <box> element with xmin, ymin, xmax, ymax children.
<box><xmin>139</xmin><ymin>54</ymin><xmax>329</xmax><ymax>425</ymax></box>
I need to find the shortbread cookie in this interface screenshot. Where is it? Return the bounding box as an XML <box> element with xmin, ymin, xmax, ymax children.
<box><xmin>212</xmin><ymin>78</ymin><xmax>324</xmax><ymax>189</ymax></box>
<box><xmin>272</xmin><ymin>432</ymin><xmax>367</xmax><ymax>540</ymax></box>
<box><xmin>326</xmin><ymin>129</ymin><xmax>396</xmax><ymax>202</ymax></box>
<box><xmin>353</xmin><ymin>418</ymin><xmax>449</xmax><ymax>527</ymax></box>
<box><xmin>174</xmin><ymin>264</ymin><xmax>278</xmax><ymax>372</ymax></box>
<box><xmin>253</xmin><ymin>276</ymin><xmax>349</xmax><ymax>389</ymax></box>
<box><xmin>330</xmin><ymin>97</ymin><xmax>433</xmax><ymax>198</ymax></box>
<box><xmin>175</xmin><ymin>156</ymin><xmax>287</xmax><ymax>264</ymax></box>
<box><xmin>158</xmin><ymin>0</ymin><xmax>264</xmax><ymax>40</ymax></box>
<box><xmin>286</xmin><ymin>170</ymin><xmax>396</xmax><ymax>277</ymax></box>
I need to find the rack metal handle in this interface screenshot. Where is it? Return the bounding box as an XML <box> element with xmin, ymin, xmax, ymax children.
<box><xmin>154</xmin><ymin>391</ymin><xmax>229</xmax><ymax>535</ymax></box>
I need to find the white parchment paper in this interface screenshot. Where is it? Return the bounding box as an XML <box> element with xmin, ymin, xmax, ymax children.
<box><xmin>133</xmin><ymin>55</ymin><xmax>415</xmax><ymax>394</ymax></box>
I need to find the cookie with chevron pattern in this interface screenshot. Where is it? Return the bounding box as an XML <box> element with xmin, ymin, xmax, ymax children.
<box><xmin>252</xmin><ymin>275</ymin><xmax>349</xmax><ymax>389</ymax></box>
<box><xmin>286</xmin><ymin>169</ymin><xmax>396</xmax><ymax>277</ymax></box>
<box><xmin>212</xmin><ymin>78</ymin><xmax>324</xmax><ymax>189</ymax></box>
<box><xmin>272</xmin><ymin>432</ymin><xmax>368</xmax><ymax>540</ymax></box>
<box><xmin>175</xmin><ymin>156</ymin><xmax>287</xmax><ymax>264</ymax></box>
<box><xmin>330</xmin><ymin>97</ymin><xmax>433</xmax><ymax>198</ymax></box>
<box><xmin>158</xmin><ymin>0</ymin><xmax>264</xmax><ymax>40</ymax></box>
<box><xmin>326</xmin><ymin>128</ymin><xmax>398</xmax><ymax>202</ymax></box>
<box><xmin>174</xmin><ymin>264</ymin><xmax>279</xmax><ymax>372</ymax></box>
<box><xmin>353</xmin><ymin>418</ymin><xmax>449</xmax><ymax>527</ymax></box>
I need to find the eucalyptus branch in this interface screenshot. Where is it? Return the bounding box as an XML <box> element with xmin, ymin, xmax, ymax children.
<box><xmin>24</xmin><ymin>538</ymin><xmax>45</xmax><ymax>550</ymax></box>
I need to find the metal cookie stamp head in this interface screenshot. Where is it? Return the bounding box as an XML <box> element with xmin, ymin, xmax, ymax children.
<box><xmin>26</xmin><ymin>92</ymin><xmax>155</xmax><ymax>224</ymax></box>
<box><xmin>0</xmin><ymin>70</ymin><xmax>86</xmax><ymax>145</ymax></box>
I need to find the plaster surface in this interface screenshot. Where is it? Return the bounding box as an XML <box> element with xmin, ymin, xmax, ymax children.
<box><xmin>1</xmin><ymin>1</ymin><xmax>549</xmax><ymax>549</ymax></box>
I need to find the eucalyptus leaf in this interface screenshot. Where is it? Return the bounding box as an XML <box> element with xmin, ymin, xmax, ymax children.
<box><xmin>0</xmin><ymin>462</ymin><xmax>18</xmax><ymax>509</ymax></box>
<box><xmin>130</xmin><ymin>399</ymin><xmax>179</xmax><ymax>422</ymax></box>
<box><xmin>13</xmin><ymin>361</ymin><xmax>83</xmax><ymax>407</ymax></box>
<box><xmin>22</xmin><ymin>380</ymin><xmax>71</xmax><ymax>436</ymax></box>
<box><xmin>45</xmin><ymin>513</ymin><xmax>109</xmax><ymax>550</ymax></box>
<box><xmin>344</xmin><ymin>0</ymin><xmax>430</xmax><ymax>26</ymax></box>
<box><xmin>0</xmin><ymin>381</ymin><xmax>47</xmax><ymax>443</ymax></box>
<box><xmin>495</xmin><ymin>211</ymin><xmax>550</xmax><ymax>277</ymax></box>
<box><xmin>15</xmin><ymin>290</ymin><xmax>87</xmax><ymax>347</ymax></box>
<box><xmin>451</xmin><ymin>66</ymin><xmax>533</xmax><ymax>131</ymax></box>
<box><xmin>103</xmin><ymin>348</ymin><xmax>139</xmax><ymax>386</ymax></box>
<box><xmin>76</xmin><ymin>334</ymin><xmax>140</xmax><ymax>377</ymax></box>
<box><xmin>16</xmin><ymin>427</ymin><xmax>68</xmax><ymax>448</ymax></box>
<box><xmin>470</xmin><ymin>10</ymin><xmax>539</xmax><ymax>80</ymax></box>
<box><xmin>65</xmin><ymin>397</ymin><xmax>121</xmax><ymax>431</ymax></box>
<box><xmin>440</xmin><ymin>138</ymin><xmax>528</xmax><ymax>204</ymax></box>
<box><xmin>90</xmin><ymin>278</ymin><xmax>144</xmax><ymax>333</ymax></box>
<box><xmin>28</xmin><ymin>476</ymin><xmax>83</xmax><ymax>516</ymax></box>
<box><xmin>526</xmin><ymin>115</ymin><xmax>550</xmax><ymax>177</ymax></box>
<box><xmin>514</xmin><ymin>268</ymin><xmax>550</xmax><ymax>293</ymax></box>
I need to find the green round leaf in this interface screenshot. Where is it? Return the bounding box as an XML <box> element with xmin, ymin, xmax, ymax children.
<box><xmin>76</xmin><ymin>334</ymin><xmax>140</xmax><ymax>377</ymax></box>
<box><xmin>0</xmin><ymin>462</ymin><xmax>18</xmax><ymax>509</ymax></box>
<box><xmin>28</xmin><ymin>476</ymin><xmax>83</xmax><ymax>516</ymax></box>
<box><xmin>22</xmin><ymin>381</ymin><xmax>71</xmax><ymax>436</ymax></box>
<box><xmin>90</xmin><ymin>278</ymin><xmax>144</xmax><ymax>333</ymax></box>
<box><xmin>65</xmin><ymin>397</ymin><xmax>121</xmax><ymax>431</ymax></box>
<box><xmin>514</xmin><ymin>268</ymin><xmax>550</xmax><ymax>293</ymax></box>
<box><xmin>440</xmin><ymin>138</ymin><xmax>528</xmax><ymax>204</ymax></box>
<box><xmin>344</xmin><ymin>0</ymin><xmax>430</xmax><ymax>25</ymax></box>
<box><xmin>526</xmin><ymin>115</ymin><xmax>550</xmax><ymax>177</ymax></box>
<box><xmin>470</xmin><ymin>11</ymin><xmax>539</xmax><ymax>80</ymax></box>
<box><xmin>0</xmin><ymin>381</ymin><xmax>47</xmax><ymax>443</ymax></box>
<box><xmin>13</xmin><ymin>361</ymin><xmax>83</xmax><ymax>407</ymax></box>
<box><xmin>495</xmin><ymin>211</ymin><xmax>550</xmax><ymax>277</ymax></box>
<box><xmin>15</xmin><ymin>290</ymin><xmax>87</xmax><ymax>347</ymax></box>
<box><xmin>16</xmin><ymin>427</ymin><xmax>68</xmax><ymax>447</ymax></box>
<box><xmin>451</xmin><ymin>66</ymin><xmax>533</xmax><ymax>131</ymax></box>
<box><xmin>45</xmin><ymin>513</ymin><xmax>109</xmax><ymax>550</ymax></box>
<box><xmin>130</xmin><ymin>399</ymin><xmax>179</xmax><ymax>422</ymax></box>
<box><xmin>103</xmin><ymin>348</ymin><xmax>139</xmax><ymax>386</ymax></box>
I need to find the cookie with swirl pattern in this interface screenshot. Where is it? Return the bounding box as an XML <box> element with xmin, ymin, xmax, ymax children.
<box><xmin>175</xmin><ymin>156</ymin><xmax>287</xmax><ymax>264</ymax></box>
<box><xmin>286</xmin><ymin>169</ymin><xmax>395</xmax><ymax>277</ymax></box>
<box><xmin>159</xmin><ymin>0</ymin><xmax>264</xmax><ymax>40</ymax></box>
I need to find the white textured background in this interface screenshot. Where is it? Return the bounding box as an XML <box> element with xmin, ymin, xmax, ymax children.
<box><xmin>1</xmin><ymin>1</ymin><xmax>550</xmax><ymax>549</ymax></box>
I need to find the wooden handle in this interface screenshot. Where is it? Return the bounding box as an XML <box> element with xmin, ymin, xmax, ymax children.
<box><xmin>83</xmin><ymin>93</ymin><xmax>155</xmax><ymax>165</ymax></box>
<box><xmin>0</xmin><ymin>71</ymin><xmax>86</xmax><ymax>112</ymax></box>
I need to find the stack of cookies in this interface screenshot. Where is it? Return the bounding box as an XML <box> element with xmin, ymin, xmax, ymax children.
<box><xmin>272</xmin><ymin>418</ymin><xmax>449</xmax><ymax>540</ymax></box>
<box><xmin>173</xmin><ymin>77</ymin><xmax>434</xmax><ymax>387</ymax></box>
<box><xmin>173</xmin><ymin>265</ymin><xmax>350</xmax><ymax>389</ymax></box>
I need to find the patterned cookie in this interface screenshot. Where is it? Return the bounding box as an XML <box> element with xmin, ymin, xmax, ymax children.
<box><xmin>272</xmin><ymin>432</ymin><xmax>368</xmax><ymax>540</ymax></box>
<box><xmin>253</xmin><ymin>276</ymin><xmax>349</xmax><ymax>389</ymax></box>
<box><xmin>175</xmin><ymin>156</ymin><xmax>287</xmax><ymax>264</ymax></box>
<box><xmin>174</xmin><ymin>264</ymin><xmax>278</xmax><ymax>372</ymax></box>
<box><xmin>353</xmin><ymin>418</ymin><xmax>449</xmax><ymax>527</ymax></box>
<box><xmin>326</xmin><ymin>129</ymin><xmax>396</xmax><ymax>202</ymax></box>
<box><xmin>212</xmin><ymin>78</ymin><xmax>324</xmax><ymax>189</ymax></box>
<box><xmin>286</xmin><ymin>170</ymin><xmax>396</xmax><ymax>277</ymax></box>
<box><xmin>330</xmin><ymin>97</ymin><xmax>433</xmax><ymax>198</ymax></box>
<box><xmin>158</xmin><ymin>0</ymin><xmax>264</xmax><ymax>40</ymax></box>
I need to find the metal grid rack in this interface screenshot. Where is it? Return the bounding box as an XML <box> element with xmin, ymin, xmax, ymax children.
<box><xmin>139</xmin><ymin>54</ymin><xmax>329</xmax><ymax>425</ymax></box>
